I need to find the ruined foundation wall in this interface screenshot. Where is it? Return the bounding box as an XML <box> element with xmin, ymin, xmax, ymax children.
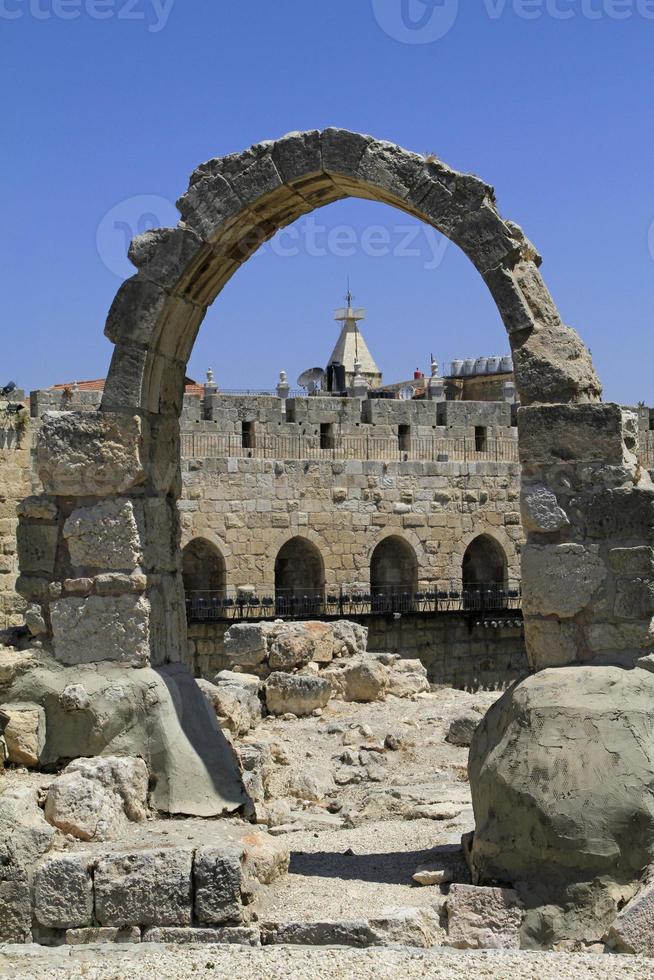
<box><xmin>189</xmin><ymin>613</ymin><xmax>528</xmax><ymax>691</ymax></box>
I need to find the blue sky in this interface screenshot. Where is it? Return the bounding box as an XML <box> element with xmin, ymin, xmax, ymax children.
<box><xmin>2</xmin><ymin>0</ymin><xmax>653</xmax><ymax>403</ymax></box>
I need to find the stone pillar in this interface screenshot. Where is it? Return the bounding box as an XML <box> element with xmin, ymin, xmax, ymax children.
<box><xmin>518</xmin><ymin>403</ymin><xmax>654</xmax><ymax>670</ymax></box>
<box><xmin>16</xmin><ymin>411</ymin><xmax>188</xmax><ymax>671</ymax></box>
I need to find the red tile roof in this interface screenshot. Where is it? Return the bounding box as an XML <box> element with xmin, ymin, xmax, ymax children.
<box><xmin>49</xmin><ymin>378</ymin><xmax>202</xmax><ymax>394</ymax></box>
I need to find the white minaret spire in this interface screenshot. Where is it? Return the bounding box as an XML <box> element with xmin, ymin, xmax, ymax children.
<box><xmin>328</xmin><ymin>281</ymin><xmax>382</xmax><ymax>390</ymax></box>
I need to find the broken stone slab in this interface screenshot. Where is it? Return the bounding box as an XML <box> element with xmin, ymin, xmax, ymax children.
<box><xmin>44</xmin><ymin>756</ymin><xmax>149</xmax><ymax>841</ymax></box>
<box><xmin>66</xmin><ymin>927</ymin><xmax>141</xmax><ymax>945</ymax></box>
<box><xmin>444</xmin><ymin>884</ymin><xmax>523</xmax><ymax>950</ymax></box>
<box><xmin>2</xmin><ymin>701</ymin><xmax>45</xmax><ymax>767</ymax></box>
<box><xmin>285</xmin><ymin>767</ymin><xmax>336</xmax><ymax>803</ymax></box>
<box><xmin>142</xmin><ymin>926</ymin><xmax>260</xmax><ymax>945</ymax></box>
<box><xmin>36</xmin><ymin>412</ymin><xmax>145</xmax><ymax>496</ymax></box>
<box><xmin>261</xmin><ymin>919</ymin><xmax>376</xmax><ymax>947</ymax></box>
<box><xmin>413</xmin><ymin>846</ymin><xmax>471</xmax><ymax>888</ymax></box>
<box><xmin>33</xmin><ymin>854</ymin><xmax>94</xmax><ymax>930</ymax></box>
<box><xmin>94</xmin><ymin>848</ymin><xmax>194</xmax><ymax>928</ymax></box>
<box><xmin>265</xmin><ymin>671</ymin><xmax>332</xmax><ymax>716</ymax></box>
<box><xmin>367</xmin><ymin>906</ymin><xmax>444</xmax><ymax>948</ymax></box>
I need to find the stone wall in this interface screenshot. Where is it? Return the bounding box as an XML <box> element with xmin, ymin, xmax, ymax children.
<box><xmin>179</xmin><ymin>456</ymin><xmax>523</xmax><ymax>595</ymax></box>
<box><xmin>188</xmin><ymin>613</ymin><xmax>528</xmax><ymax>691</ymax></box>
<box><xmin>0</xmin><ymin>399</ymin><xmax>33</xmax><ymax>629</ymax></box>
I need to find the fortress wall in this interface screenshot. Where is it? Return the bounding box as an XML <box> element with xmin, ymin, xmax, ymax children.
<box><xmin>180</xmin><ymin>455</ymin><xmax>524</xmax><ymax>594</ymax></box>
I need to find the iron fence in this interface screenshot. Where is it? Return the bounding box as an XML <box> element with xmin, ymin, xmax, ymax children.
<box><xmin>185</xmin><ymin>583</ymin><xmax>522</xmax><ymax>623</ymax></box>
<box><xmin>180</xmin><ymin>432</ymin><xmax>520</xmax><ymax>463</ymax></box>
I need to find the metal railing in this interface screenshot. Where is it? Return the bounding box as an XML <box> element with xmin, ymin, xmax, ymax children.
<box><xmin>180</xmin><ymin>432</ymin><xmax>520</xmax><ymax>463</ymax></box>
<box><xmin>185</xmin><ymin>583</ymin><xmax>522</xmax><ymax>623</ymax></box>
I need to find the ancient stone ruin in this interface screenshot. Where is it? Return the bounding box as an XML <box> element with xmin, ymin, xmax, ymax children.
<box><xmin>2</xmin><ymin>129</ymin><xmax>654</xmax><ymax>958</ymax></box>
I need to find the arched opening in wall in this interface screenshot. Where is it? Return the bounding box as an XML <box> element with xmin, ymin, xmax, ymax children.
<box><xmin>370</xmin><ymin>536</ymin><xmax>418</xmax><ymax>613</ymax></box>
<box><xmin>182</xmin><ymin>538</ymin><xmax>226</xmax><ymax>600</ymax></box>
<box><xmin>462</xmin><ymin>535</ymin><xmax>508</xmax><ymax>609</ymax></box>
<box><xmin>274</xmin><ymin>536</ymin><xmax>325</xmax><ymax>616</ymax></box>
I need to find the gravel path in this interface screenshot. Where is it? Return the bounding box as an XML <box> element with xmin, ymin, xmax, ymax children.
<box><xmin>0</xmin><ymin>943</ymin><xmax>652</xmax><ymax>979</ymax></box>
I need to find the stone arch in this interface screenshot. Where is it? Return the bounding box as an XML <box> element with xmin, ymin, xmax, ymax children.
<box><xmin>370</xmin><ymin>535</ymin><xmax>419</xmax><ymax>598</ymax></box>
<box><xmin>181</xmin><ymin>537</ymin><xmax>227</xmax><ymax>595</ymax></box>
<box><xmin>462</xmin><ymin>534</ymin><xmax>509</xmax><ymax>592</ymax></box>
<box><xmin>101</xmin><ymin>129</ymin><xmax>600</xmax><ymax>421</ymax></box>
<box><xmin>274</xmin><ymin>535</ymin><xmax>325</xmax><ymax>600</ymax></box>
<box><xmin>28</xmin><ymin>130</ymin><xmax>642</xmax><ymax>682</ymax></box>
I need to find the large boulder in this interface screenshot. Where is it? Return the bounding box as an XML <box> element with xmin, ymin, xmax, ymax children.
<box><xmin>469</xmin><ymin>666</ymin><xmax>654</xmax><ymax>947</ymax></box>
<box><xmin>1</xmin><ymin>652</ymin><xmax>246</xmax><ymax>817</ymax></box>
<box><xmin>223</xmin><ymin>620</ymin><xmax>368</xmax><ymax>675</ymax></box>
<box><xmin>44</xmin><ymin>756</ymin><xmax>149</xmax><ymax>841</ymax></box>
<box><xmin>198</xmin><ymin>676</ymin><xmax>262</xmax><ymax>736</ymax></box>
<box><xmin>264</xmin><ymin>672</ymin><xmax>331</xmax><ymax>717</ymax></box>
<box><xmin>323</xmin><ymin>656</ymin><xmax>387</xmax><ymax>703</ymax></box>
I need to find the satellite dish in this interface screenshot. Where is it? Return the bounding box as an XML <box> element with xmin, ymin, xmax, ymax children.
<box><xmin>399</xmin><ymin>385</ymin><xmax>416</xmax><ymax>401</ymax></box>
<box><xmin>297</xmin><ymin>367</ymin><xmax>325</xmax><ymax>394</ymax></box>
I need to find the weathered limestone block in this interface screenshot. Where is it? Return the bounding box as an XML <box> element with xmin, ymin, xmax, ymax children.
<box><xmin>37</xmin><ymin>412</ymin><xmax>145</xmax><ymax>496</ymax></box>
<box><xmin>264</xmin><ymin>672</ymin><xmax>331</xmax><ymax>716</ymax></box>
<box><xmin>512</xmin><ymin>322</ymin><xmax>602</xmax><ymax>405</ymax></box>
<box><xmin>521</xmin><ymin>543</ymin><xmax>606</xmax><ymax>618</ymax></box>
<box><xmin>0</xmin><ymin>785</ymin><xmax>56</xmax><ymax>943</ymax></box>
<box><xmin>16</xmin><ymin>522</ymin><xmax>58</xmax><ymax>576</ymax></box>
<box><xmin>128</xmin><ymin>226</ymin><xmax>206</xmax><ymax>293</ymax></box>
<box><xmin>469</xmin><ymin>666</ymin><xmax>654</xmax><ymax>946</ymax></box>
<box><xmin>95</xmin><ymin>848</ymin><xmax>193</xmax><ymax>927</ymax></box>
<box><xmin>63</xmin><ymin>498</ymin><xmax>143</xmax><ymax>571</ymax></box>
<box><xmin>2</xmin><ymin>702</ymin><xmax>45</xmax><ymax>767</ymax></box>
<box><xmin>50</xmin><ymin>594</ymin><xmax>151</xmax><ymax>667</ymax></box>
<box><xmin>384</xmin><ymin>657</ymin><xmax>430</xmax><ymax>698</ymax></box>
<box><xmin>193</xmin><ymin>846</ymin><xmax>244</xmax><ymax>924</ymax></box>
<box><xmin>176</xmin><ymin>171</ymin><xmax>244</xmax><ymax>244</ymax></box>
<box><xmin>320</xmin><ymin>128</ymin><xmax>372</xmax><ymax>180</ymax></box>
<box><xmin>521</xmin><ymin>483</ymin><xmax>570</xmax><ymax>534</ymax></box>
<box><xmin>444</xmin><ymin>884</ymin><xmax>522</xmax><ymax>949</ymax></box>
<box><xmin>323</xmin><ymin>657</ymin><xmax>387</xmax><ymax>703</ymax></box>
<box><xmin>331</xmin><ymin>620</ymin><xmax>368</xmax><ymax>658</ymax></box>
<box><xmin>608</xmin><ymin>547</ymin><xmax>654</xmax><ymax>576</ymax></box>
<box><xmin>268</xmin><ymin>622</ymin><xmax>334</xmax><ymax>671</ymax></box>
<box><xmin>518</xmin><ymin>403</ymin><xmax>624</xmax><ymax>466</ymax></box>
<box><xmin>25</xmin><ymin>603</ymin><xmax>47</xmax><ymax>636</ymax></box>
<box><xmin>605</xmin><ymin>877</ymin><xmax>654</xmax><ymax>955</ymax></box>
<box><xmin>44</xmin><ymin>756</ymin><xmax>149</xmax><ymax>841</ymax></box>
<box><xmin>33</xmin><ymin>854</ymin><xmax>93</xmax><ymax>929</ymax></box>
<box><xmin>272</xmin><ymin>129</ymin><xmax>321</xmax><ymax>184</ymax></box>
<box><xmin>525</xmin><ymin>619</ymin><xmax>580</xmax><ymax>670</ymax></box>
<box><xmin>286</xmin><ymin>767</ymin><xmax>336</xmax><ymax>803</ymax></box>
<box><xmin>17</xmin><ymin>496</ymin><xmax>58</xmax><ymax>522</ymax></box>
<box><xmin>581</xmin><ymin>486</ymin><xmax>654</xmax><ymax>540</ymax></box>
<box><xmin>224</xmin><ymin>622</ymin><xmax>269</xmax><ymax>670</ymax></box>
